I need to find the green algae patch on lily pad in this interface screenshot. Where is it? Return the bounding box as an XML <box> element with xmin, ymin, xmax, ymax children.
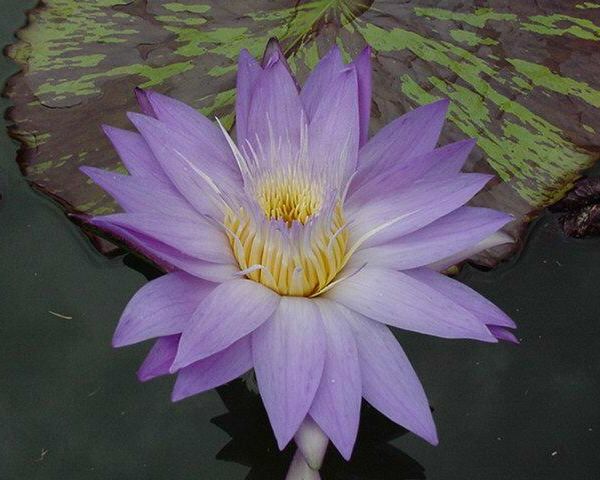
<box><xmin>4</xmin><ymin>0</ymin><xmax>600</xmax><ymax>265</ymax></box>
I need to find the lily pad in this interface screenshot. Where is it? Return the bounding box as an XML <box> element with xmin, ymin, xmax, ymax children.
<box><xmin>4</xmin><ymin>0</ymin><xmax>600</xmax><ymax>264</ymax></box>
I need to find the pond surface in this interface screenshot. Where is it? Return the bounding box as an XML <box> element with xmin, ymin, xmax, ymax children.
<box><xmin>1</xmin><ymin>2</ymin><xmax>599</xmax><ymax>479</ymax></box>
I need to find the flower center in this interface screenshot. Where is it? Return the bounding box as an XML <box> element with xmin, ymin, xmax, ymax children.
<box><xmin>224</xmin><ymin>178</ymin><xmax>348</xmax><ymax>297</ymax></box>
<box><xmin>255</xmin><ymin>170</ymin><xmax>322</xmax><ymax>225</ymax></box>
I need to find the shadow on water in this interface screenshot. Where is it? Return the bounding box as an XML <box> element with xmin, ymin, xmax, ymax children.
<box><xmin>212</xmin><ymin>381</ymin><xmax>425</xmax><ymax>480</ymax></box>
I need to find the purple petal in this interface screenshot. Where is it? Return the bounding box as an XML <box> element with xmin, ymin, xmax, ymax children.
<box><xmin>113</xmin><ymin>272</ymin><xmax>215</xmax><ymax>347</ymax></box>
<box><xmin>93</xmin><ymin>212</ymin><xmax>234</xmax><ymax>264</ymax></box>
<box><xmin>308</xmin><ymin>67</ymin><xmax>359</xmax><ymax>183</ymax></box>
<box><xmin>172</xmin><ymin>279</ymin><xmax>280</xmax><ymax>370</ymax></box>
<box><xmin>309</xmin><ymin>299</ymin><xmax>361</xmax><ymax>460</ymax></box>
<box><xmin>172</xmin><ymin>335</ymin><xmax>253</xmax><ymax>401</ymax></box>
<box><xmin>134</xmin><ymin>87</ymin><xmax>157</xmax><ymax>117</ymax></box>
<box><xmin>342</xmin><ymin>309</ymin><xmax>438</xmax><ymax>445</ymax></box>
<box><xmin>137</xmin><ymin>335</ymin><xmax>180</xmax><ymax>382</ymax></box>
<box><xmin>235</xmin><ymin>49</ymin><xmax>263</xmax><ymax>142</ymax></box>
<box><xmin>294</xmin><ymin>417</ymin><xmax>329</xmax><ymax>470</ymax></box>
<box><xmin>80</xmin><ymin>167</ymin><xmax>196</xmax><ymax>219</ymax></box>
<box><xmin>138</xmin><ymin>89</ymin><xmax>239</xmax><ymax>174</ymax></box>
<box><xmin>252</xmin><ymin>297</ymin><xmax>326</xmax><ymax>449</ymax></box>
<box><xmin>261</xmin><ymin>38</ymin><xmax>296</xmax><ymax>85</ymax></box>
<box><xmin>88</xmin><ymin>217</ymin><xmax>239</xmax><ymax>282</ymax></box>
<box><xmin>300</xmin><ymin>46</ymin><xmax>344</xmax><ymax>120</ymax></box>
<box><xmin>102</xmin><ymin>125</ymin><xmax>170</xmax><ymax>184</ymax></box>
<box><xmin>326</xmin><ymin>267</ymin><xmax>496</xmax><ymax>342</ymax></box>
<box><xmin>424</xmin><ymin>138</ymin><xmax>477</xmax><ymax>180</ymax></box>
<box><xmin>348</xmin><ymin>139</ymin><xmax>477</xmax><ymax>207</ymax></box>
<box><xmin>347</xmin><ymin>174</ymin><xmax>493</xmax><ymax>249</ymax></box>
<box><xmin>245</xmin><ymin>55</ymin><xmax>305</xmax><ymax>160</ymax></box>
<box><xmin>349</xmin><ymin>207</ymin><xmax>512</xmax><ymax>271</ymax></box>
<box><xmin>351</xmin><ymin>46</ymin><xmax>372</xmax><ymax>147</ymax></box>
<box><xmin>488</xmin><ymin>326</ymin><xmax>519</xmax><ymax>344</ymax></box>
<box><xmin>351</xmin><ymin>99</ymin><xmax>449</xmax><ymax>194</ymax></box>
<box><xmin>405</xmin><ymin>268</ymin><xmax>516</xmax><ymax>329</ymax></box>
<box><xmin>128</xmin><ymin>112</ymin><xmax>236</xmax><ymax>217</ymax></box>
<box><xmin>429</xmin><ymin>230</ymin><xmax>514</xmax><ymax>272</ymax></box>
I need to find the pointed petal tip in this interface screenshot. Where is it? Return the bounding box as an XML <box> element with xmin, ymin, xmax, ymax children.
<box><xmin>68</xmin><ymin>212</ymin><xmax>90</xmax><ymax>223</ymax></box>
<box><xmin>489</xmin><ymin>325</ymin><xmax>520</xmax><ymax>344</ymax></box>
<box><xmin>127</xmin><ymin>110</ymin><xmax>161</xmax><ymax>134</ymax></box>
<box><xmin>134</xmin><ymin>86</ymin><xmax>158</xmax><ymax>99</ymax></box>
<box><xmin>276</xmin><ymin>434</ymin><xmax>293</xmax><ymax>451</ymax></box>
<box><xmin>101</xmin><ymin>123</ymin><xmax>115</xmax><ymax>136</ymax></box>
<box><xmin>417</xmin><ymin>414</ymin><xmax>439</xmax><ymax>446</ymax></box>
<box><xmin>238</xmin><ymin>48</ymin><xmax>255</xmax><ymax>63</ymax></box>
<box><xmin>339</xmin><ymin>444</ymin><xmax>354</xmax><ymax>461</ymax></box>
<box><xmin>133</xmin><ymin>86</ymin><xmax>146</xmax><ymax>97</ymax></box>
<box><xmin>111</xmin><ymin>335</ymin><xmax>126</xmax><ymax>349</ymax></box>
<box><xmin>358</xmin><ymin>44</ymin><xmax>372</xmax><ymax>58</ymax></box>
<box><xmin>168</xmin><ymin>359</ymin><xmax>183</xmax><ymax>374</ymax></box>
<box><xmin>134</xmin><ymin>87</ymin><xmax>158</xmax><ymax>117</ymax></box>
<box><xmin>136</xmin><ymin>368</ymin><xmax>153</xmax><ymax>383</ymax></box>
<box><xmin>262</xmin><ymin>37</ymin><xmax>284</xmax><ymax>68</ymax></box>
<box><xmin>170</xmin><ymin>386</ymin><xmax>186</xmax><ymax>402</ymax></box>
<box><xmin>435</xmin><ymin>97</ymin><xmax>450</xmax><ymax>107</ymax></box>
<box><xmin>419</xmin><ymin>97</ymin><xmax>450</xmax><ymax>117</ymax></box>
<box><xmin>426</xmin><ymin>429</ymin><xmax>440</xmax><ymax>446</ymax></box>
<box><xmin>78</xmin><ymin>165</ymin><xmax>94</xmax><ymax>176</ymax></box>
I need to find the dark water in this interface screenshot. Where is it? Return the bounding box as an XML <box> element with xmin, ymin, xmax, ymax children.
<box><xmin>1</xmin><ymin>3</ymin><xmax>599</xmax><ymax>479</ymax></box>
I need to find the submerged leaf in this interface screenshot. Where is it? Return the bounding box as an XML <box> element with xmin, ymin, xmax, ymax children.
<box><xmin>4</xmin><ymin>0</ymin><xmax>600</xmax><ymax>264</ymax></box>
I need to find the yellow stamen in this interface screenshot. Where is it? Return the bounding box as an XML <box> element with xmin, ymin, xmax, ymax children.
<box><xmin>255</xmin><ymin>169</ymin><xmax>323</xmax><ymax>226</ymax></box>
<box><xmin>224</xmin><ymin>174</ymin><xmax>348</xmax><ymax>297</ymax></box>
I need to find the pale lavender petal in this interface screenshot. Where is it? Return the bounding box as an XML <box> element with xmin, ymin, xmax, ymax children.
<box><xmin>139</xmin><ymin>89</ymin><xmax>239</xmax><ymax>174</ymax></box>
<box><xmin>348</xmin><ymin>207</ymin><xmax>512</xmax><ymax>271</ymax></box>
<box><xmin>80</xmin><ymin>167</ymin><xmax>197</xmax><ymax>220</ymax></box>
<box><xmin>102</xmin><ymin>125</ymin><xmax>169</xmax><ymax>184</ymax></box>
<box><xmin>246</xmin><ymin>55</ymin><xmax>305</xmax><ymax>159</ymax></box>
<box><xmin>351</xmin><ymin>99</ymin><xmax>449</xmax><ymax>193</ymax></box>
<box><xmin>252</xmin><ymin>297</ymin><xmax>326</xmax><ymax>449</ymax></box>
<box><xmin>235</xmin><ymin>49</ymin><xmax>263</xmax><ymax>141</ymax></box>
<box><xmin>429</xmin><ymin>230</ymin><xmax>514</xmax><ymax>272</ymax></box>
<box><xmin>326</xmin><ymin>267</ymin><xmax>496</xmax><ymax>342</ymax></box>
<box><xmin>137</xmin><ymin>334</ymin><xmax>180</xmax><ymax>382</ymax></box>
<box><xmin>294</xmin><ymin>417</ymin><xmax>329</xmax><ymax>470</ymax></box>
<box><xmin>348</xmin><ymin>174</ymin><xmax>493</xmax><ymax>249</ymax></box>
<box><xmin>300</xmin><ymin>46</ymin><xmax>343</xmax><ymax>120</ymax></box>
<box><xmin>113</xmin><ymin>272</ymin><xmax>215</xmax><ymax>347</ymax></box>
<box><xmin>94</xmin><ymin>212</ymin><xmax>234</xmax><ymax>264</ymax></box>
<box><xmin>286</xmin><ymin>450</ymin><xmax>321</xmax><ymax>480</ymax></box>
<box><xmin>348</xmin><ymin>139</ymin><xmax>477</xmax><ymax>207</ymax></box>
<box><xmin>172</xmin><ymin>279</ymin><xmax>280</xmax><ymax>370</ymax></box>
<box><xmin>88</xmin><ymin>217</ymin><xmax>238</xmax><ymax>283</ymax></box>
<box><xmin>310</xmin><ymin>299</ymin><xmax>361</xmax><ymax>460</ymax></box>
<box><xmin>342</xmin><ymin>309</ymin><xmax>438</xmax><ymax>445</ymax></box>
<box><xmin>172</xmin><ymin>335</ymin><xmax>253</xmax><ymax>401</ymax></box>
<box><xmin>351</xmin><ymin>46</ymin><xmax>372</xmax><ymax>147</ymax></box>
<box><xmin>488</xmin><ymin>326</ymin><xmax>519</xmax><ymax>344</ymax></box>
<box><xmin>308</xmin><ymin>67</ymin><xmax>359</xmax><ymax>182</ymax></box>
<box><xmin>405</xmin><ymin>268</ymin><xmax>516</xmax><ymax>329</ymax></box>
<box><xmin>128</xmin><ymin>112</ymin><xmax>235</xmax><ymax>217</ymax></box>
<box><xmin>424</xmin><ymin>138</ymin><xmax>477</xmax><ymax>179</ymax></box>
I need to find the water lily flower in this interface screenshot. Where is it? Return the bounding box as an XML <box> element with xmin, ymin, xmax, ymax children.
<box><xmin>82</xmin><ymin>40</ymin><xmax>517</xmax><ymax>470</ymax></box>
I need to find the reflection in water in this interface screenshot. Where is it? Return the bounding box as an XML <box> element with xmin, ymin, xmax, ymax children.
<box><xmin>213</xmin><ymin>381</ymin><xmax>426</xmax><ymax>479</ymax></box>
